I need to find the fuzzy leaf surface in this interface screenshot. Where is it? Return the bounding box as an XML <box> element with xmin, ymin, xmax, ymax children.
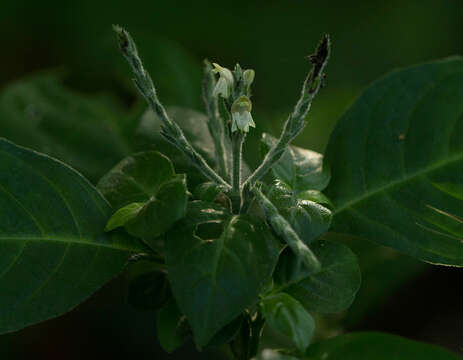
<box><xmin>166</xmin><ymin>201</ymin><xmax>279</xmax><ymax>346</ymax></box>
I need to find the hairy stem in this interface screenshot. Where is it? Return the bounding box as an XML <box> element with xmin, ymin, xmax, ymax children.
<box><xmin>243</xmin><ymin>35</ymin><xmax>330</xmax><ymax>189</ymax></box>
<box><xmin>231</xmin><ymin>132</ymin><xmax>245</xmax><ymax>212</ymax></box>
<box><xmin>202</xmin><ymin>60</ymin><xmax>229</xmax><ymax>179</ymax></box>
<box><xmin>114</xmin><ymin>25</ymin><xmax>230</xmax><ymax>189</ymax></box>
<box><xmin>252</xmin><ymin>187</ymin><xmax>321</xmax><ymax>272</ymax></box>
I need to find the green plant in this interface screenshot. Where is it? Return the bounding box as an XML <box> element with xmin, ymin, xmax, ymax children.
<box><xmin>0</xmin><ymin>26</ymin><xmax>462</xmax><ymax>359</ymax></box>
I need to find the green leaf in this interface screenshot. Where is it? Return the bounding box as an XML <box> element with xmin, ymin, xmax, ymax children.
<box><xmin>261</xmin><ymin>293</ymin><xmax>315</xmax><ymax>353</ymax></box>
<box><xmin>98</xmin><ymin>151</ymin><xmax>176</xmax><ymax>209</ymax></box>
<box><xmin>274</xmin><ymin>239</ymin><xmax>361</xmax><ymax>314</ymax></box>
<box><xmin>260</xmin><ymin>133</ymin><xmax>330</xmax><ymax>193</ymax></box>
<box><xmin>305</xmin><ymin>332</ymin><xmax>463</xmax><ymax>360</ymax></box>
<box><xmin>165</xmin><ymin>201</ymin><xmax>280</xmax><ymax>347</ymax></box>
<box><xmin>124</xmin><ymin>175</ymin><xmax>188</xmax><ymax>240</ymax></box>
<box><xmin>268</xmin><ymin>182</ymin><xmax>332</xmax><ymax>245</ymax></box>
<box><xmin>105</xmin><ymin>202</ymin><xmax>144</xmax><ymax>231</ymax></box>
<box><xmin>0</xmin><ymin>138</ymin><xmax>144</xmax><ymax>334</ymax></box>
<box><xmin>156</xmin><ymin>300</ymin><xmax>190</xmax><ymax>353</ymax></box>
<box><xmin>297</xmin><ymin>190</ymin><xmax>333</xmax><ymax>208</ymax></box>
<box><xmin>0</xmin><ymin>74</ymin><xmax>130</xmax><ymax>182</ymax></box>
<box><xmin>325</xmin><ymin>58</ymin><xmax>463</xmax><ymax>266</ymax></box>
<box><xmin>98</xmin><ymin>151</ymin><xmax>188</xmax><ymax>242</ymax></box>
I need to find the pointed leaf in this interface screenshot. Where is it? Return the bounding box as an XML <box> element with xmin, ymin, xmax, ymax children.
<box><xmin>325</xmin><ymin>58</ymin><xmax>463</xmax><ymax>265</ymax></box>
<box><xmin>261</xmin><ymin>293</ymin><xmax>315</xmax><ymax>353</ymax></box>
<box><xmin>274</xmin><ymin>239</ymin><xmax>361</xmax><ymax>314</ymax></box>
<box><xmin>0</xmin><ymin>138</ymin><xmax>144</xmax><ymax>334</ymax></box>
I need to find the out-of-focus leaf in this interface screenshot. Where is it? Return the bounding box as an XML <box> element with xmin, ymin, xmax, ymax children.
<box><xmin>305</xmin><ymin>332</ymin><xmax>463</xmax><ymax>360</ymax></box>
<box><xmin>0</xmin><ymin>74</ymin><xmax>130</xmax><ymax>182</ymax></box>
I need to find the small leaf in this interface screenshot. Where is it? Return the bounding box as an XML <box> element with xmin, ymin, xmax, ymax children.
<box><xmin>260</xmin><ymin>133</ymin><xmax>330</xmax><ymax>193</ymax></box>
<box><xmin>105</xmin><ymin>202</ymin><xmax>144</xmax><ymax>231</ymax></box>
<box><xmin>194</xmin><ymin>182</ymin><xmax>228</xmax><ymax>202</ymax></box>
<box><xmin>261</xmin><ymin>293</ymin><xmax>315</xmax><ymax>353</ymax></box>
<box><xmin>125</xmin><ymin>175</ymin><xmax>188</xmax><ymax>240</ymax></box>
<box><xmin>98</xmin><ymin>151</ymin><xmax>188</xmax><ymax>243</ymax></box>
<box><xmin>0</xmin><ymin>138</ymin><xmax>145</xmax><ymax>334</ymax></box>
<box><xmin>166</xmin><ymin>201</ymin><xmax>280</xmax><ymax>346</ymax></box>
<box><xmin>98</xmin><ymin>151</ymin><xmax>176</xmax><ymax>209</ymax></box>
<box><xmin>156</xmin><ymin>300</ymin><xmax>190</xmax><ymax>353</ymax></box>
<box><xmin>274</xmin><ymin>239</ymin><xmax>361</xmax><ymax>314</ymax></box>
<box><xmin>297</xmin><ymin>190</ymin><xmax>333</xmax><ymax>208</ymax></box>
<box><xmin>268</xmin><ymin>182</ymin><xmax>332</xmax><ymax>245</ymax></box>
<box><xmin>305</xmin><ymin>332</ymin><xmax>463</xmax><ymax>360</ymax></box>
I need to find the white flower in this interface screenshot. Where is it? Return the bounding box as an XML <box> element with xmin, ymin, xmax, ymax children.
<box><xmin>212</xmin><ymin>63</ymin><xmax>234</xmax><ymax>98</ymax></box>
<box><xmin>231</xmin><ymin>96</ymin><xmax>255</xmax><ymax>133</ymax></box>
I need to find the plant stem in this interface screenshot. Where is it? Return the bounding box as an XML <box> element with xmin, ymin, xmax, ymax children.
<box><xmin>202</xmin><ymin>60</ymin><xmax>228</xmax><ymax>179</ymax></box>
<box><xmin>231</xmin><ymin>132</ymin><xmax>245</xmax><ymax>212</ymax></box>
<box><xmin>242</xmin><ymin>34</ymin><xmax>330</xmax><ymax>189</ymax></box>
<box><xmin>114</xmin><ymin>25</ymin><xmax>231</xmax><ymax>189</ymax></box>
<box><xmin>252</xmin><ymin>187</ymin><xmax>321</xmax><ymax>272</ymax></box>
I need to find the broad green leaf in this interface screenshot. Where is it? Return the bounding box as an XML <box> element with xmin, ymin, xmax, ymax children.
<box><xmin>325</xmin><ymin>58</ymin><xmax>463</xmax><ymax>265</ymax></box>
<box><xmin>260</xmin><ymin>133</ymin><xmax>330</xmax><ymax>193</ymax></box>
<box><xmin>0</xmin><ymin>138</ymin><xmax>144</xmax><ymax>334</ymax></box>
<box><xmin>274</xmin><ymin>239</ymin><xmax>361</xmax><ymax>314</ymax></box>
<box><xmin>165</xmin><ymin>201</ymin><xmax>279</xmax><ymax>347</ymax></box>
<box><xmin>261</xmin><ymin>293</ymin><xmax>315</xmax><ymax>353</ymax></box>
<box><xmin>268</xmin><ymin>182</ymin><xmax>332</xmax><ymax>245</ymax></box>
<box><xmin>0</xmin><ymin>74</ymin><xmax>130</xmax><ymax>182</ymax></box>
<box><xmin>305</xmin><ymin>332</ymin><xmax>462</xmax><ymax>360</ymax></box>
<box><xmin>156</xmin><ymin>300</ymin><xmax>190</xmax><ymax>353</ymax></box>
<box><xmin>98</xmin><ymin>151</ymin><xmax>188</xmax><ymax>242</ymax></box>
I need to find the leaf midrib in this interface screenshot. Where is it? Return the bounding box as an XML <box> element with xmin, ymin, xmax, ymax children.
<box><xmin>333</xmin><ymin>151</ymin><xmax>463</xmax><ymax>215</ymax></box>
<box><xmin>0</xmin><ymin>236</ymin><xmax>139</xmax><ymax>253</ymax></box>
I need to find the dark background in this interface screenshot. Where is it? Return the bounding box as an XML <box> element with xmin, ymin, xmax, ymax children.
<box><xmin>1</xmin><ymin>0</ymin><xmax>462</xmax><ymax>358</ymax></box>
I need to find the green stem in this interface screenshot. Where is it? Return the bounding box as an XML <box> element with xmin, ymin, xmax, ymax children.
<box><xmin>114</xmin><ymin>26</ymin><xmax>231</xmax><ymax>189</ymax></box>
<box><xmin>231</xmin><ymin>132</ymin><xmax>245</xmax><ymax>212</ymax></box>
<box><xmin>242</xmin><ymin>34</ymin><xmax>330</xmax><ymax>189</ymax></box>
<box><xmin>202</xmin><ymin>60</ymin><xmax>228</xmax><ymax>179</ymax></box>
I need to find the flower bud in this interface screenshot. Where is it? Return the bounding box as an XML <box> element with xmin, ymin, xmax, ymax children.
<box><xmin>212</xmin><ymin>63</ymin><xmax>234</xmax><ymax>98</ymax></box>
<box><xmin>231</xmin><ymin>96</ymin><xmax>255</xmax><ymax>133</ymax></box>
<box><xmin>243</xmin><ymin>69</ymin><xmax>255</xmax><ymax>87</ymax></box>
